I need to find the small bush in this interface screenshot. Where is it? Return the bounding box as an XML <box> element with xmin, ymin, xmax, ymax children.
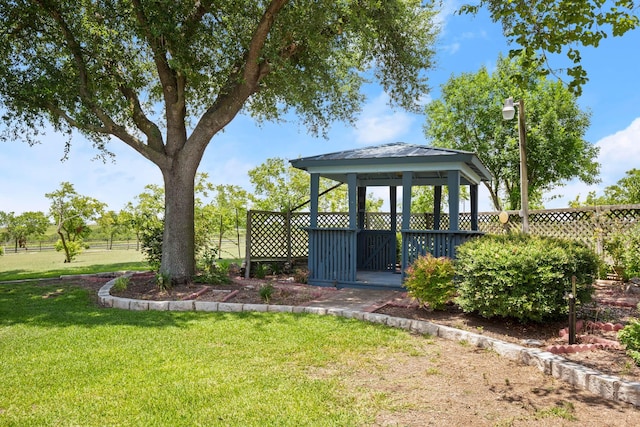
<box><xmin>55</xmin><ymin>239</ymin><xmax>84</xmax><ymax>262</ymax></box>
<box><xmin>455</xmin><ymin>233</ymin><xmax>599</xmax><ymax>322</ymax></box>
<box><xmin>618</xmin><ymin>320</ymin><xmax>640</xmax><ymax>366</ymax></box>
<box><xmin>112</xmin><ymin>276</ymin><xmax>130</xmax><ymax>292</ymax></box>
<box><xmin>621</xmin><ymin>224</ymin><xmax>640</xmax><ymax>278</ymax></box>
<box><xmin>259</xmin><ymin>283</ymin><xmax>274</xmax><ymax>303</ymax></box>
<box><xmin>195</xmin><ymin>247</ymin><xmax>231</xmax><ymax>284</ymax></box>
<box><xmin>254</xmin><ymin>263</ymin><xmax>270</xmax><ymax>279</ymax></box>
<box><xmin>140</xmin><ymin>221</ymin><xmax>164</xmax><ymax>271</ymax></box>
<box><xmin>293</xmin><ymin>267</ymin><xmax>309</xmax><ymax>284</ymax></box>
<box><xmin>155</xmin><ymin>272</ymin><xmax>172</xmax><ymax>292</ymax></box>
<box><xmin>404</xmin><ymin>254</ymin><xmax>455</xmax><ymax>310</ymax></box>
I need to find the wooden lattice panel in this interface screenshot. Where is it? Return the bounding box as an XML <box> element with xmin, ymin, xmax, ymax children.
<box><xmin>247</xmin><ymin>205</ymin><xmax>640</xmax><ymax>261</ymax></box>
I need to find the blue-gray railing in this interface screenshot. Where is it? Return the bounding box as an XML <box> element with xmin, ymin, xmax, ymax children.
<box><xmin>307</xmin><ymin>228</ymin><xmax>483</xmax><ymax>286</ymax></box>
<box><xmin>401</xmin><ymin>230</ymin><xmax>484</xmax><ymax>268</ymax></box>
<box><xmin>308</xmin><ymin>228</ymin><xmax>357</xmax><ymax>285</ymax></box>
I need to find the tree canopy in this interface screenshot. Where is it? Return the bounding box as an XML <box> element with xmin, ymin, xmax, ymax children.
<box><xmin>248</xmin><ymin>157</ymin><xmax>383</xmax><ymax>213</ymax></box>
<box><xmin>571</xmin><ymin>168</ymin><xmax>640</xmax><ymax>207</ymax></box>
<box><xmin>463</xmin><ymin>0</ymin><xmax>639</xmax><ymax>94</ymax></box>
<box><xmin>423</xmin><ymin>55</ymin><xmax>600</xmax><ymax>211</ymax></box>
<box><xmin>0</xmin><ymin>0</ymin><xmax>438</xmax><ymax>281</ymax></box>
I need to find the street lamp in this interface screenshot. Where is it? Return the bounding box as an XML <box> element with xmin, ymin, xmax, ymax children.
<box><xmin>502</xmin><ymin>97</ymin><xmax>529</xmax><ymax>233</ymax></box>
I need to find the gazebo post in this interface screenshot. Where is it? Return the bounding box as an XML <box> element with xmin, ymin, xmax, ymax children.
<box><xmin>401</xmin><ymin>171</ymin><xmax>413</xmax><ymax>277</ymax></box>
<box><xmin>433</xmin><ymin>185</ymin><xmax>442</xmax><ymax>230</ymax></box>
<box><xmin>357</xmin><ymin>186</ymin><xmax>366</xmax><ymax>229</ymax></box>
<box><xmin>448</xmin><ymin>170</ymin><xmax>460</xmax><ymax>231</ymax></box>
<box><xmin>308</xmin><ymin>173</ymin><xmax>320</xmax><ymax>280</ymax></box>
<box><xmin>390</xmin><ymin>186</ymin><xmax>398</xmax><ymax>272</ymax></box>
<box><xmin>470</xmin><ymin>184</ymin><xmax>479</xmax><ymax>231</ymax></box>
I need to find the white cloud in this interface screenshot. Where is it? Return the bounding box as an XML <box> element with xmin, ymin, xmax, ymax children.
<box><xmin>545</xmin><ymin>117</ymin><xmax>640</xmax><ymax>208</ymax></box>
<box><xmin>595</xmin><ymin>117</ymin><xmax>640</xmax><ymax>182</ymax></box>
<box><xmin>353</xmin><ymin>93</ymin><xmax>414</xmax><ymax>144</ymax></box>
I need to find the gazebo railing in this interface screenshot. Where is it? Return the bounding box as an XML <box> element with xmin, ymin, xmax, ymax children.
<box><xmin>308</xmin><ymin>228</ymin><xmax>357</xmax><ymax>285</ymax></box>
<box><xmin>357</xmin><ymin>230</ymin><xmax>396</xmax><ymax>271</ymax></box>
<box><xmin>401</xmin><ymin>230</ymin><xmax>484</xmax><ymax>268</ymax></box>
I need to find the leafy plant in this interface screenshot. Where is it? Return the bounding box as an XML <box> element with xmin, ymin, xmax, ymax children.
<box><xmin>455</xmin><ymin>234</ymin><xmax>599</xmax><ymax>322</ymax></box>
<box><xmin>140</xmin><ymin>221</ymin><xmax>164</xmax><ymax>272</ymax></box>
<box><xmin>195</xmin><ymin>247</ymin><xmax>231</xmax><ymax>284</ymax></box>
<box><xmin>294</xmin><ymin>267</ymin><xmax>309</xmax><ymax>284</ymax></box>
<box><xmin>618</xmin><ymin>320</ymin><xmax>640</xmax><ymax>366</ymax></box>
<box><xmin>254</xmin><ymin>263</ymin><xmax>270</xmax><ymax>279</ymax></box>
<box><xmin>404</xmin><ymin>254</ymin><xmax>455</xmax><ymax>310</ymax></box>
<box><xmin>112</xmin><ymin>276</ymin><xmax>130</xmax><ymax>292</ymax></box>
<box><xmin>259</xmin><ymin>283</ymin><xmax>275</xmax><ymax>303</ymax></box>
<box><xmin>604</xmin><ymin>224</ymin><xmax>640</xmax><ymax>280</ymax></box>
<box><xmin>155</xmin><ymin>272</ymin><xmax>172</xmax><ymax>292</ymax></box>
<box><xmin>54</xmin><ymin>239</ymin><xmax>84</xmax><ymax>263</ymax></box>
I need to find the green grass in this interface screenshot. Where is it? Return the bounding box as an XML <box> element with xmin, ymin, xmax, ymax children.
<box><xmin>0</xmin><ymin>282</ymin><xmax>419</xmax><ymax>426</ymax></box>
<box><xmin>0</xmin><ymin>249</ymin><xmax>149</xmax><ymax>281</ymax></box>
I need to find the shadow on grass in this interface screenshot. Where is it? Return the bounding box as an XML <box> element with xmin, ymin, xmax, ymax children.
<box><xmin>0</xmin><ymin>282</ymin><xmax>319</xmax><ymax>331</ymax></box>
<box><xmin>0</xmin><ymin>262</ymin><xmax>149</xmax><ymax>281</ymax></box>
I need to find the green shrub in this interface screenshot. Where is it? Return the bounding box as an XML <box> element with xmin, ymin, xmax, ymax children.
<box><xmin>621</xmin><ymin>224</ymin><xmax>640</xmax><ymax>278</ymax></box>
<box><xmin>155</xmin><ymin>271</ymin><xmax>172</xmax><ymax>292</ymax></box>
<box><xmin>259</xmin><ymin>283</ymin><xmax>274</xmax><ymax>303</ymax></box>
<box><xmin>455</xmin><ymin>233</ymin><xmax>599</xmax><ymax>322</ymax></box>
<box><xmin>618</xmin><ymin>320</ymin><xmax>640</xmax><ymax>366</ymax></box>
<box><xmin>112</xmin><ymin>276</ymin><xmax>130</xmax><ymax>292</ymax></box>
<box><xmin>254</xmin><ymin>263</ymin><xmax>270</xmax><ymax>279</ymax></box>
<box><xmin>54</xmin><ymin>239</ymin><xmax>84</xmax><ymax>262</ymax></box>
<box><xmin>140</xmin><ymin>221</ymin><xmax>163</xmax><ymax>271</ymax></box>
<box><xmin>195</xmin><ymin>247</ymin><xmax>231</xmax><ymax>284</ymax></box>
<box><xmin>404</xmin><ymin>254</ymin><xmax>456</xmax><ymax>310</ymax></box>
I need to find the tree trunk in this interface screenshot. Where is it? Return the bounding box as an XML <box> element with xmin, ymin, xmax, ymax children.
<box><xmin>160</xmin><ymin>162</ymin><xmax>197</xmax><ymax>283</ymax></box>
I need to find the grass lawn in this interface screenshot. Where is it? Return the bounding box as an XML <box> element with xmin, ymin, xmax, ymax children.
<box><xmin>0</xmin><ymin>249</ymin><xmax>149</xmax><ymax>281</ymax></box>
<box><xmin>0</xmin><ymin>282</ymin><xmax>421</xmax><ymax>426</ymax></box>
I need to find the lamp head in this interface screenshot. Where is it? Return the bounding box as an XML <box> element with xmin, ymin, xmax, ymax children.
<box><xmin>502</xmin><ymin>97</ymin><xmax>516</xmax><ymax>120</ymax></box>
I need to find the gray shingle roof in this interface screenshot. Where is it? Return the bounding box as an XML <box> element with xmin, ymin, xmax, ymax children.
<box><xmin>290</xmin><ymin>142</ymin><xmax>492</xmax><ymax>186</ymax></box>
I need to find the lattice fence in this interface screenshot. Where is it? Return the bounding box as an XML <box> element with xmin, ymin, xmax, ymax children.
<box><xmin>246</xmin><ymin>205</ymin><xmax>640</xmax><ymax>263</ymax></box>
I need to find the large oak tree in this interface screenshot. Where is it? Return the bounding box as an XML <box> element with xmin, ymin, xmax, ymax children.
<box><xmin>0</xmin><ymin>1</ymin><xmax>438</xmax><ymax>282</ymax></box>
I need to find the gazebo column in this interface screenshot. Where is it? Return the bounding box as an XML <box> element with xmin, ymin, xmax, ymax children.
<box><xmin>470</xmin><ymin>184</ymin><xmax>479</xmax><ymax>231</ymax></box>
<box><xmin>308</xmin><ymin>173</ymin><xmax>320</xmax><ymax>281</ymax></box>
<box><xmin>357</xmin><ymin>186</ymin><xmax>366</xmax><ymax>229</ymax></box>
<box><xmin>433</xmin><ymin>185</ymin><xmax>442</xmax><ymax>230</ymax></box>
<box><xmin>390</xmin><ymin>186</ymin><xmax>398</xmax><ymax>272</ymax></box>
<box><xmin>448</xmin><ymin>170</ymin><xmax>460</xmax><ymax>231</ymax></box>
<box><xmin>401</xmin><ymin>172</ymin><xmax>413</xmax><ymax>277</ymax></box>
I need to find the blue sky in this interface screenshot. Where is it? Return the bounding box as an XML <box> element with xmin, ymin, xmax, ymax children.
<box><xmin>1</xmin><ymin>2</ymin><xmax>639</xmax><ymax>215</ymax></box>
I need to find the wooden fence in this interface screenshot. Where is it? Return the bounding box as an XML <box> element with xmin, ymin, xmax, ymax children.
<box><xmin>245</xmin><ymin>204</ymin><xmax>640</xmax><ymax>269</ymax></box>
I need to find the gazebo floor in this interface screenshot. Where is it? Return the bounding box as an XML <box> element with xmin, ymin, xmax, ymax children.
<box><xmin>354</xmin><ymin>270</ymin><xmax>403</xmax><ymax>289</ymax></box>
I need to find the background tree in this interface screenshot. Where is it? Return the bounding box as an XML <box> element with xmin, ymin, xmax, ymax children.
<box><xmin>209</xmin><ymin>184</ymin><xmax>249</xmax><ymax>258</ymax></box>
<box><xmin>96</xmin><ymin>210</ymin><xmax>130</xmax><ymax>249</ymax></box>
<box><xmin>0</xmin><ymin>211</ymin><xmax>49</xmax><ymax>252</ymax></box>
<box><xmin>249</xmin><ymin>157</ymin><xmax>383</xmax><ymax>212</ymax></box>
<box><xmin>423</xmin><ymin>55</ymin><xmax>599</xmax><ymax>211</ymax></box>
<box><xmin>411</xmin><ymin>186</ymin><xmax>469</xmax><ymax>215</ymax></box>
<box><xmin>46</xmin><ymin>182</ymin><xmax>105</xmax><ymax>262</ymax></box>
<box><xmin>570</xmin><ymin>168</ymin><xmax>640</xmax><ymax>207</ymax></box>
<box><xmin>464</xmin><ymin>0</ymin><xmax>639</xmax><ymax>94</ymax></box>
<box><xmin>122</xmin><ymin>184</ymin><xmax>165</xmax><ymax>252</ymax></box>
<box><xmin>0</xmin><ymin>1</ymin><xmax>438</xmax><ymax>282</ymax></box>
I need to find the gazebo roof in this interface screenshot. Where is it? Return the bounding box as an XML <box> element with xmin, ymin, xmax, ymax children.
<box><xmin>290</xmin><ymin>142</ymin><xmax>492</xmax><ymax>186</ymax></box>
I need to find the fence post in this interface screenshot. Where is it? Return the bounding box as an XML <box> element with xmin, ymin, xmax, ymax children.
<box><xmin>244</xmin><ymin>210</ymin><xmax>252</xmax><ymax>279</ymax></box>
<box><xmin>286</xmin><ymin>210</ymin><xmax>292</xmax><ymax>266</ymax></box>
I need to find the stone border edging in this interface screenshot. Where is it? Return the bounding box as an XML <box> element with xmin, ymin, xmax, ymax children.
<box><xmin>98</xmin><ymin>277</ymin><xmax>640</xmax><ymax>408</ymax></box>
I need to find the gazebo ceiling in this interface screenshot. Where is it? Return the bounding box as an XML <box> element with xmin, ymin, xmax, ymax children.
<box><xmin>290</xmin><ymin>142</ymin><xmax>492</xmax><ymax>186</ymax></box>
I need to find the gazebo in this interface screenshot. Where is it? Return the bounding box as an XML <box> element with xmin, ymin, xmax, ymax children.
<box><xmin>290</xmin><ymin>142</ymin><xmax>492</xmax><ymax>289</ymax></box>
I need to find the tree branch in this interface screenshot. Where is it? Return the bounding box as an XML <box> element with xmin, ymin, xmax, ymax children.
<box><xmin>37</xmin><ymin>0</ymin><xmax>120</xmax><ymax>133</ymax></box>
<box><xmin>118</xmin><ymin>85</ymin><xmax>165</xmax><ymax>153</ymax></box>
